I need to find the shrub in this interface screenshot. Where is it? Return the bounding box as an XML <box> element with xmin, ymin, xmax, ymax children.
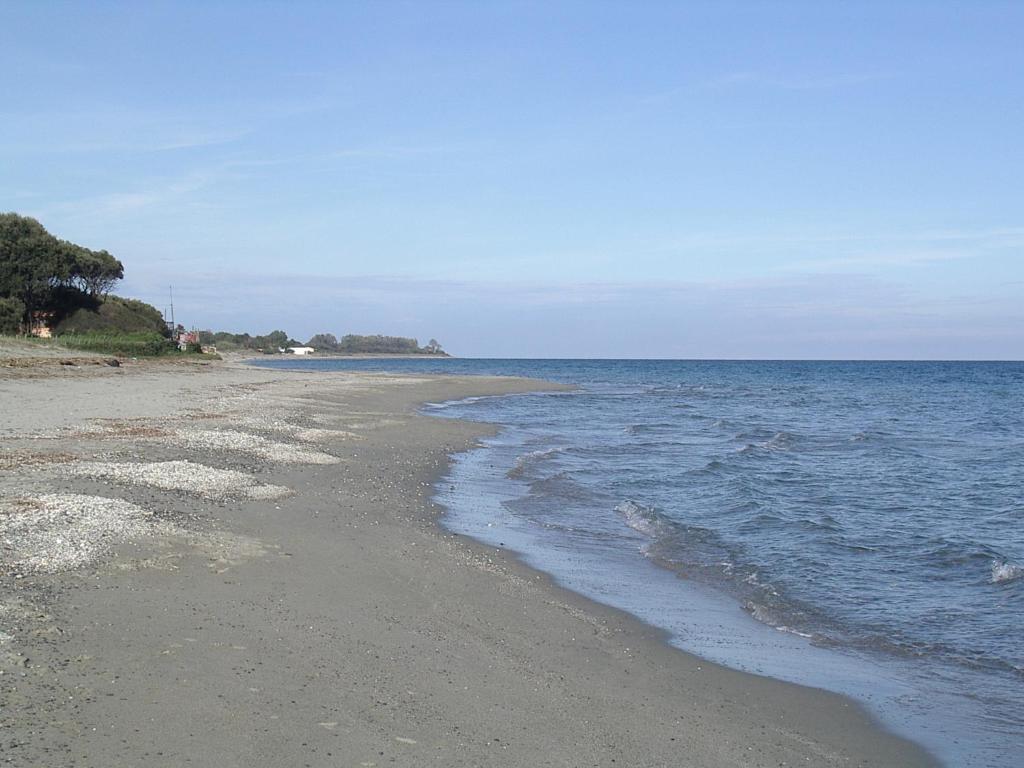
<box><xmin>58</xmin><ymin>331</ymin><xmax>174</xmax><ymax>357</ymax></box>
<box><xmin>54</xmin><ymin>295</ymin><xmax>169</xmax><ymax>337</ymax></box>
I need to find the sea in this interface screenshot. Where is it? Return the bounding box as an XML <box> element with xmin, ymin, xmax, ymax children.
<box><xmin>252</xmin><ymin>358</ymin><xmax>1023</xmax><ymax>766</ymax></box>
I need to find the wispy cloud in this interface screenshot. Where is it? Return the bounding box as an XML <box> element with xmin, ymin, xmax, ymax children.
<box><xmin>703</xmin><ymin>70</ymin><xmax>893</xmax><ymax>92</ymax></box>
<box><xmin>778</xmin><ymin>227</ymin><xmax>1024</xmax><ymax>271</ymax></box>
<box><xmin>0</xmin><ymin>88</ymin><xmax>334</xmax><ymax>156</ymax></box>
<box><xmin>618</xmin><ymin>225</ymin><xmax>1023</xmax><ymax>274</ymax></box>
<box><xmin>328</xmin><ymin>142</ymin><xmax>479</xmax><ymax>161</ymax></box>
<box><xmin>783</xmin><ymin>249</ymin><xmax>974</xmax><ymax>271</ymax></box>
<box><xmin>642</xmin><ymin>70</ymin><xmax>893</xmax><ymax>105</ymax></box>
<box><xmin>142</xmin><ymin>128</ymin><xmax>253</xmax><ymax>153</ymax></box>
<box><xmin>654</xmin><ymin>226</ymin><xmax>1024</xmax><ymax>251</ymax></box>
<box><xmin>42</xmin><ymin>168</ymin><xmax>226</xmax><ymax>219</ymax></box>
<box><xmin>0</xmin><ymin>111</ymin><xmax>252</xmax><ymax>156</ymax></box>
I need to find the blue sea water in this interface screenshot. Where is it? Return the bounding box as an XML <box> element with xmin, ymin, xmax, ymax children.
<box><xmin>253</xmin><ymin>358</ymin><xmax>1023</xmax><ymax>766</ymax></box>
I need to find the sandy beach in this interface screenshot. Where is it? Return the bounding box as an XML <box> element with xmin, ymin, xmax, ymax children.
<box><xmin>0</xmin><ymin>355</ymin><xmax>937</xmax><ymax>767</ymax></box>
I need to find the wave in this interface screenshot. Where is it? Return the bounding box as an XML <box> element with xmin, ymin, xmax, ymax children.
<box><xmin>615</xmin><ymin>500</ymin><xmax>671</xmax><ymax>537</ymax></box>
<box><xmin>848</xmin><ymin>430</ymin><xmax>896</xmax><ymax>443</ymax></box>
<box><xmin>735</xmin><ymin>430</ymin><xmax>802</xmax><ymax>454</ymax></box>
<box><xmin>423</xmin><ymin>394</ymin><xmax>494</xmax><ymax>410</ymax></box>
<box><xmin>991</xmin><ymin>561</ymin><xmax>1023</xmax><ymax>584</ymax></box>
<box><xmin>624</xmin><ymin>422</ymin><xmax>678</xmax><ymax>435</ymax></box>
<box><xmin>609</xmin><ymin>501</ymin><xmax>1022</xmax><ymax>683</ymax></box>
<box><xmin>743</xmin><ymin>601</ymin><xmax>815</xmax><ymax>638</ymax></box>
<box><xmin>506</xmin><ymin>446</ymin><xmax>565</xmax><ymax>480</ymax></box>
<box><xmin>525</xmin><ymin>471</ymin><xmax>594</xmax><ymax>502</ymax></box>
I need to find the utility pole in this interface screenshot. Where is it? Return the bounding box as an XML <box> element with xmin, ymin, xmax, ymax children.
<box><xmin>167</xmin><ymin>286</ymin><xmax>176</xmax><ymax>339</ymax></box>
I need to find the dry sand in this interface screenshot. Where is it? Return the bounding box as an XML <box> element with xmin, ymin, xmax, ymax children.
<box><xmin>0</xmin><ymin>355</ymin><xmax>938</xmax><ymax>767</ymax></box>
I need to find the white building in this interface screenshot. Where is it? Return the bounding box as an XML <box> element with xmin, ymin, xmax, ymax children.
<box><xmin>286</xmin><ymin>347</ymin><xmax>315</xmax><ymax>356</ymax></box>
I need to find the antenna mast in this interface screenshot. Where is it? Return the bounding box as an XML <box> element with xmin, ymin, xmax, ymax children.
<box><xmin>169</xmin><ymin>286</ymin><xmax>176</xmax><ymax>338</ymax></box>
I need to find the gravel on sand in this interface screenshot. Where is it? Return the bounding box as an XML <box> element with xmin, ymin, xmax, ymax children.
<box><xmin>0</xmin><ymin>493</ymin><xmax>178</xmax><ymax>575</ymax></box>
<box><xmin>174</xmin><ymin>428</ymin><xmax>340</xmax><ymax>464</ymax></box>
<box><xmin>64</xmin><ymin>460</ymin><xmax>292</xmax><ymax>501</ymax></box>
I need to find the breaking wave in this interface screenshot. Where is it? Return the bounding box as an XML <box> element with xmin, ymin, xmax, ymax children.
<box><xmin>506</xmin><ymin>446</ymin><xmax>565</xmax><ymax>480</ymax></box>
<box><xmin>991</xmin><ymin>561</ymin><xmax>1023</xmax><ymax>584</ymax></box>
<box><xmin>615</xmin><ymin>500</ymin><xmax>669</xmax><ymax>537</ymax></box>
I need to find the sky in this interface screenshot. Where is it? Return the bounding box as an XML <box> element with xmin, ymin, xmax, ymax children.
<box><xmin>1</xmin><ymin>0</ymin><xmax>1022</xmax><ymax>358</ymax></box>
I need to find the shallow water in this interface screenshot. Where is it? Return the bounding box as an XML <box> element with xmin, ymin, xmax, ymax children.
<box><xmin>254</xmin><ymin>358</ymin><xmax>1024</xmax><ymax>766</ymax></box>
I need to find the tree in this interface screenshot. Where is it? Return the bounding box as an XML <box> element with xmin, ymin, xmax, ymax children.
<box><xmin>68</xmin><ymin>246</ymin><xmax>123</xmax><ymax>296</ymax></box>
<box><xmin>337</xmin><ymin>334</ymin><xmax>420</xmax><ymax>353</ymax></box>
<box><xmin>0</xmin><ymin>297</ymin><xmax>25</xmax><ymax>335</ymax></box>
<box><xmin>0</xmin><ymin>213</ymin><xmax>124</xmax><ymax>325</ymax></box>
<box><xmin>307</xmin><ymin>333</ymin><xmax>339</xmax><ymax>350</ymax></box>
<box><xmin>264</xmin><ymin>330</ymin><xmax>290</xmax><ymax>349</ymax></box>
<box><xmin>425</xmin><ymin>338</ymin><xmax>444</xmax><ymax>354</ymax></box>
<box><xmin>0</xmin><ymin>213</ymin><xmax>66</xmax><ymax>321</ymax></box>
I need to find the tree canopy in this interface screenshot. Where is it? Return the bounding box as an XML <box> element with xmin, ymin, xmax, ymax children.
<box><xmin>197</xmin><ymin>329</ymin><xmax>299</xmax><ymax>352</ymax></box>
<box><xmin>200</xmin><ymin>329</ymin><xmax>447</xmax><ymax>355</ymax></box>
<box><xmin>307</xmin><ymin>333</ymin><xmax>339</xmax><ymax>351</ymax></box>
<box><xmin>0</xmin><ymin>213</ymin><xmax>124</xmax><ymax>327</ymax></box>
<box><xmin>301</xmin><ymin>333</ymin><xmax>447</xmax><ymax>354</ymax></box>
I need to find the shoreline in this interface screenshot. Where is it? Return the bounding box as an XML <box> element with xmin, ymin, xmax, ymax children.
<box><xmin>0</xmin><ymin>359</ymin><xmax>937</xmax><ymax>766</ymax></box>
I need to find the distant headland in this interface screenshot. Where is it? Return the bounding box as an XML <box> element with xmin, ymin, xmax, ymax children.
<box><xmin>203</xmin><ymin>331</ymin><xmax>448</xmax><ymax>357</ymax></box>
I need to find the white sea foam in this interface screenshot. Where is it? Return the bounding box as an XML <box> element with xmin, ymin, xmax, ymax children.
<box><xmin>990</xmin><ymin>561</ymin><xmax>1023</xmax><ymax>584</ymax></box>
<box><xmin>744</xmin><ymin>601</ymin><xmax>814</xmax><ymax>638</ymax></box>
<box><xmin>426</xmin><ymin>395</ymin><xmax>491</xmax><ymax>411</ymax></box>
<box><xmin>765</xmin><ymin>431</ymin><xmax>796</xmax><ymax>450</ymax></box>
<box><xmin>615</xmin><ymin>500</ymin><xmax>663</xmax><ymax>537</ymax></box>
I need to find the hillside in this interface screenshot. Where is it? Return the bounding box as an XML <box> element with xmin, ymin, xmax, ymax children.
<box><xmin>54</xmin><ymin>296</ymin><xmax>169</xmax><ymax>337</ymax></box>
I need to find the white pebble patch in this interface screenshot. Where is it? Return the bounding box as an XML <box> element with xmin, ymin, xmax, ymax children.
<box><xmin>174</xmin><ymin>429</ymin><xmax>340</xmax><ymax>464</ymax></box>
<box><xmin>0</xmin><ymin>494</ymin><xmax>179</xmax><ymax>574</ymax></box>
<box><xmin>65</xmin><ymin>460</ymin><xmax>292</xmax><ymax>501</ymax></box>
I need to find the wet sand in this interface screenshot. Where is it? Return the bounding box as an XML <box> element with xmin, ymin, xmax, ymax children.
<box><xmin>0</xmin><ymin>357</ymin><xmax>937</xmax><ymax>767</ymax></box>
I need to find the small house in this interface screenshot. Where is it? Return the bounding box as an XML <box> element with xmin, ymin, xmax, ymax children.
<box><xmin>177</xmin><ymin>330</ymin><xmax>199</xmax><ymax>351</ymax></box>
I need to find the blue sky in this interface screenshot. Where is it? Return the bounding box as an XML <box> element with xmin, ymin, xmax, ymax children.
<box><xmin>2</xmin><ymin>1</ymin><xmax>1021</xmax><ymax>358</ymax></box>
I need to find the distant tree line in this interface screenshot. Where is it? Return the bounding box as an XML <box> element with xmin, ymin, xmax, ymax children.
<box><xmin>196</xmin><ymin>329</ymin><xmax>300</xmax><ymax>352</ymax></box>
<box><xmin>0</xmin><ymin>212</ymin><xmax>132</xmax><ymax>335</ymax></box>
<box><xmin>194</xmin><ymin>330</ymin><xmax>447</xmax><ymax>355</ymax></box>
<box><xmin>306</xmin><ymin>333</ymin><xmax>446</xmax><ymax>354</ymax></box>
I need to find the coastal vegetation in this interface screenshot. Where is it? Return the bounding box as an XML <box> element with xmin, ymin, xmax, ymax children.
<box><xmin>2</xmin><ymin>212</ymin><xmax>446</xmax><ymax>358</ymax></box>
<box><xmin>197</xmin><ymin>330</ymin><xmax>447</xmax><ymax>355</ymax></box>
<box><xmin>305</xmin><ymin>333</ymin><xmax>446</xmax><ymax>355</ymax></box>
<box><xmin>0</xmin><ymin>212</ymin><xmax>194</xmax><ymax>357</ymax></box>
<box><xmin>56</xmin><ymin>331</ymin><xmax>178</xmax><ymax>358</ymax></box>
<box><xmin>54</xmin><ymin>296</ymin><xmax>169</xmax><ymax>336</ymax></box>
<box><xmin>0</xmin><ymin>213</ymin><xmax>124</xmax><ymax>329</ymax></box>
<box><xmin>195</xmin><ymin>329</ymin><xmax>300</xmax><ymax>353</ymax></box>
